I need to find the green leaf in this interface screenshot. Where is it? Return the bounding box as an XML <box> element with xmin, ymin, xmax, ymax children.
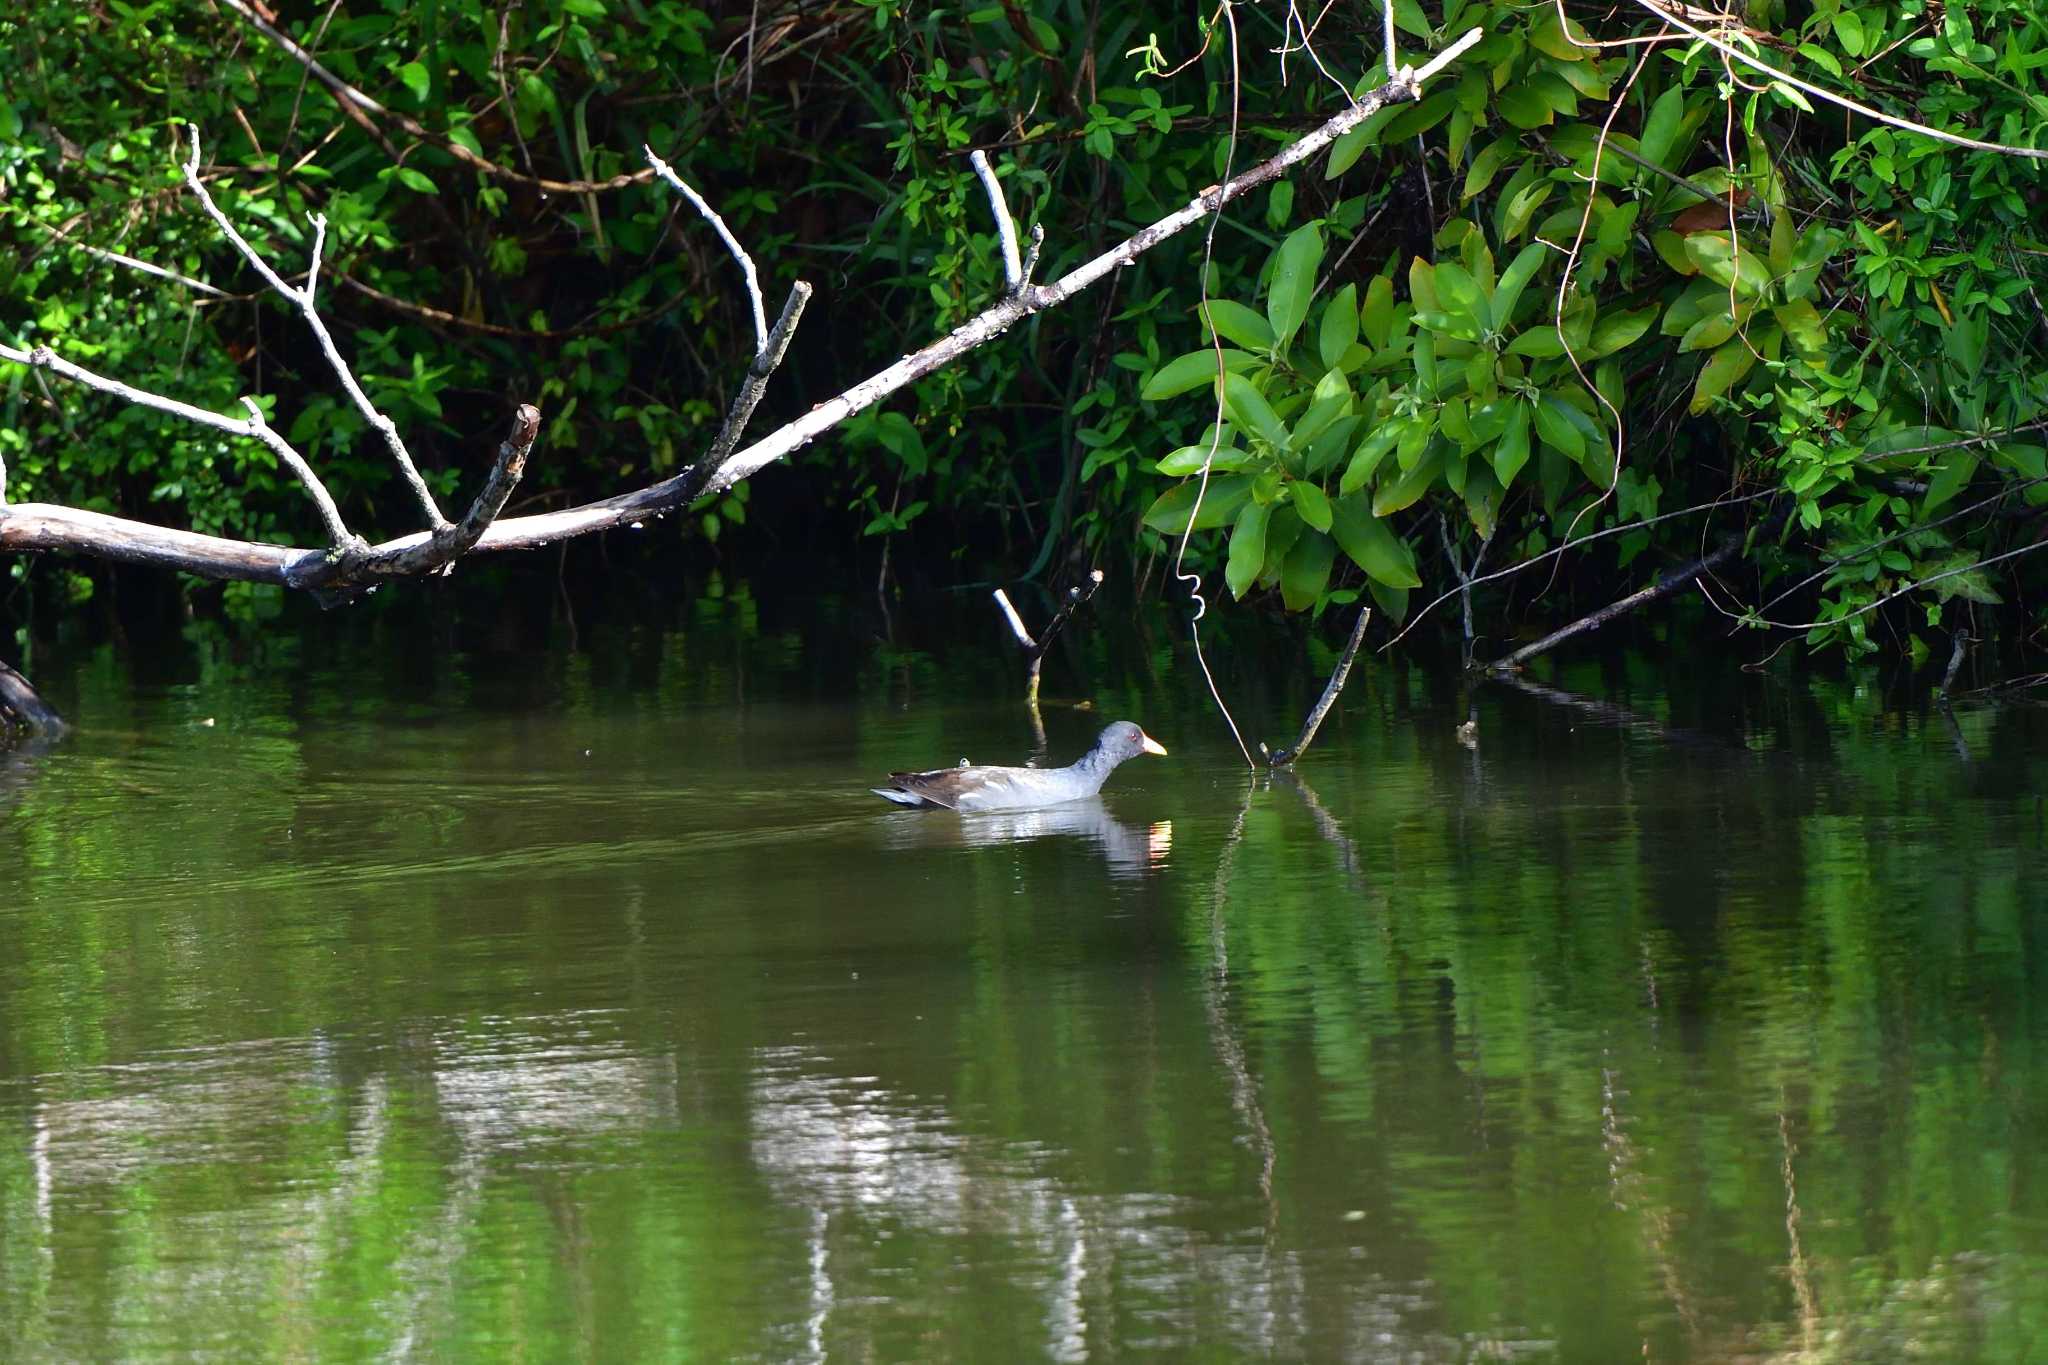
<box><xmin>1326</xmin><ymin>125</ymin><xmax>1373</xmax><ymax>179</ymax></box>
<box><xmin>1360</xmin><ymin>276</ymin><xmax>1394</xmax><ymax>349</ymax></box>
<box><xmin>398</xmin><ymin>61</ymin><xmax>431</xmax><ymax>102</ymax></box>
<box><xmin>1689</xmin><ymin>337</ymin><xmax>1758</xmax><ymax>412</ymax></box>
<box><xmin>1267</xmin><ymin>223</ymin><xmax>1326</xmax><ymax>347</ymax></box>
<box><xmin>1491</xmin><ymin>242</ymin><xmax>1547</xmax><ymax>332</ymax></box>
<box><xmin>1142</xmin><ymin>475</ymin><xmax>1252</xmax><ymax>533</ymax></box>
<box><xmin>1462</xmin><ymin>137</ymin><xmax>1518</xmax><ymax>202</ymax></box>
<box><xmin>395</xmin><ymin>167</ymin><xmax>438</xmax><ymax>195</ymax></box>
<box><xmin>1319</xmin><ymin>285</ymin><xmax>1359</xmax><ymax>372</ymax></box>
<box><xmin>1498</xmin><ymin>85</ymin><xmax>1558</xmax><ymax>129</ymax></box>
<box><xmin>1280</xmin><ymin>529</ymin><xmax>1337</xmax><ymax>610</ymax></box>
<box><xmin>1433</xmin><ymin>261</ymin><xmax>1489</xmax><ymax>336</ymax></box>
<box><xmin>1226</xmin><ymin>501</ymin><xmax>1272</xmax><ymax>598</ymax></box>
<box><xmin>1862</xmin><ymin>426</ymin><xmax>1961</xmax><ymax>466</ymax></box>
<box><xmin>1292</xmin><ymin>480</ymin><xmax>1334</xmax><ymax>532</ymax></box>
<box><xmin>1291</xmin><ymin>392</ymin><xmax>1350</xmax><ymax>452</ymax></box>
<box><xmin>1534</xmin><ymin>395</ymin><xmax>1586</xmax><ymax>460</ymax></box>
<box><xmin>1587</xmin><ymin>307</ymin><xmax>1656</xmax><ymax>358</ymax></box>
<box><xmin>1372</xmin><ymin>443</ymin><xmax>1443</xmax><ymax>516</ymax></box>
<box><xmin>1679</xmin><ymin>310</ymin><xmax>1740</xmax><ymax>353</ymax></box>
<box><xmin>1798</xmin><ymin>42</ymin><xmax>1843</xmax><ymax>77</ymax></box>
<box><xmin>1463</xmin><ymin>466</ymin><xmax>1502</xmax><ymax>538</ymax></box>
<box><xmin>1368</xmin><ymin>580</ymin><xmax>1411</xmax><ymax>624</ymax></box>
<box><xmin>1200</xmin><ymin>300</ymin><xmax>1277</xmax><ymax>352</ymax></box>
<box><xmin>1303</xmin><ymin>415</ymin><xmax>1363</xmax><ymax>476</ymax></box>
<box><xmin>1636</xmin><ymin>84</ymin><xmax>1686</xmax><ymax>172</ymax></box>
<box><xmin>1500</xmin><ymin>181</ymin><xmax>1554</xmax><ymax>241</ymax></box>
<box><xmin>1772</xmin><ymin>299</ymin><xmax>1827</xmax><ymax>356</ymax></box>
<box><xmin>1342</xmin><ymin>422</ymin><xmax>1404</xmax><ymax>494</ymax></box>
<box><xmin>1330</xmin><ymin>494</ymin><xmax>1422</xmax><ymax>587</ymax></box>
<box><xmin>1141</xmin><ymin>348</ymin><xmax>1259</xmax><ymax>400</ymax></box>
<box><xmin>1492</xmin><ymin>401</ymin><xmax>1532</xmax><ymax>487</ymax></box>
<box><xmin>1156</xmin><ymin>445</ymin><xmax>1253</xmax><ymax>475</ymax></box>
<box><xmin>1530</xmin><ymin>6</ymin><xmax>1592</xmax><ymax>60</ymax></box>
<box><xmin>1924</xmin><ymin>451</ymin><xmax>1978</xmax><ymax>515</ymax></box>
<box><xmin>1506</xmin><ymin>326</ymin><xmax>1570</xmax><ymax>357</ymax></box>
<box><xmin>1683</xmin><ymin>233</ymin><xmax>1771</xmax><ymax>298</ymax></box>
<box><xmin>1832</xmin><ymin>9</ymin><xmax>1865</xmax><ymax>57</ymax></box>
<box><xmin>1223</xmin><ymin>373</ymin><xmax>1290</xmax><ymax>451</ymax></box>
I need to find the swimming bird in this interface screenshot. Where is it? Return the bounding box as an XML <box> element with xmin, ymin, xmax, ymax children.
<box><xmin>871</xmin><ymin>721</ymin><xmax>1167</xmax><ymax>812</ymax></box>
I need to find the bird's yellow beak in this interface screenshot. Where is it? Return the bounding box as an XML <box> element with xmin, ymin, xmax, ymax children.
<box><xmin>1140</xmin><ymin>733</ymin><xmax>1168</xmax><ymax>756</ymax></box>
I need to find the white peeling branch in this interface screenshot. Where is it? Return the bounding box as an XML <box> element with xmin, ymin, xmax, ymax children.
<box><xmin>0</xmin><ymin>339</ymin><xmax>358</xmax><ymax>550</ymax></box>
<box><xmin>71</xmin><ymin>239</ymin><xmax>231</xmax><ymax>299</ymax></box>
<box><xmin>1632</xmin><ymin>0</ymin><xmax>2048</xmax><ymax>159</ymax></box>
<box><xmin>646</xmin><ymin>147</ymin><xmax>770</xmax><ymax>357</ymax></box>
<box><xmin>969</xmin><ymin>150</ymin><xmax>1025</xmax><ymax>292</ymax></box>
<box><xmin>364</xmin><ymin>36</ymin><xmax>1482</xmax><ymax>552</ymax></box>
<box><xmin>181</xmin><ymin>127</ymin><xmax>449</xmax><ymax>529</ymax></box>
<box><xmin>993</xmin><ymin>589</ymin><xmax>1036</xmax><ymax>649</ymax></box>
<box><xmin>238</xmin><ymin>398</ymin><xmax>357</xmax><ymax>548</ymax></box>
<box><xmin>0</xmin><ymin>34</ymin><xmax>1482</xmax><ymax>585</ymax></box>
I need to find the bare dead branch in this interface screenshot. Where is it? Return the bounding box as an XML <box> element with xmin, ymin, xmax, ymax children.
<box><xmin>993</xmin><ymin>589</ymin><xmax>1036</xmax><ymax>649</ymax></box>
<box><xmin>1265</xmin><ymin>605</ymin><xmax>1371</xmax><ymax>765</ymax></box>
<box><xmin>706</xmin><ymin>282</ymin><xmax>812</xmax><ymax>466</ymax></box>
<box><xmin>317</xmin><ymin>404</ymin><xmax>542</xmax><ymax>585</ymax></box>
<box><xmin>181</xmin><ymin>127</ymin><xmax>448</xmax><ymax>529</ymax></box>
<box><xmin>646</xmin><ymin>147</ymin><xmax>770</xmax><ymax>357</ymax></box>
<box><xmin>0</xmin><ymin>341</ymin><xmax>356</xmax><ymax>548</ymax></box>
<box><xmin>238</xmin><ymin>397</ymin><xmax>357</xmax><ymax>549</ymax></box>
<box><xmin>0</xmin><ymin>34</ymin><xmax>1484</xmax><ymax>592</ymax></box>
<box><xmin>1020</xmin><ymin>224</ymin><xmax>1045</xmax><ymax>288</ymax></box>
<box><xmin>969</xmin><ymin>150</ymin><xmax>1025</xmax><ymax>292</ymax></box>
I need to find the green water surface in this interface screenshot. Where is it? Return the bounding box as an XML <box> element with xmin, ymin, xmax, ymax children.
<box><xmin>3</xmin><ymin>602</ymin><xmax>2046</xmax><ymax>1361</ymax></box>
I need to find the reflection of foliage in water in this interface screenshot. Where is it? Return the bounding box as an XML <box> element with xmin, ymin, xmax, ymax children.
<box><xmin>1</xmin><ymin>619</ymin><xmax>2047</xmax><ymax>1358</ymax></box>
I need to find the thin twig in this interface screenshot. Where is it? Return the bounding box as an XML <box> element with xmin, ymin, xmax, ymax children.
<box><xmin>1717</xmin><ymin>537</ymin><xmax>2048</xmax><ymax>633</ymax></box>
<box><xmin>646</xmin><ymin>147</ymin><xmax>770</xmax><ymax>357</ymax></box>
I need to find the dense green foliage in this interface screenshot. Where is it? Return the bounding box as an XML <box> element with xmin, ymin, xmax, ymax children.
<box><xmin>3</xmin><ymin>0</ymin><xmax>2045</xmax><ymax>658</ymax></box>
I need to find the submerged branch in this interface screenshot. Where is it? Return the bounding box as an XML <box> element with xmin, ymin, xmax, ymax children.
<box><xmin>0</xmin><ymin>660</ymin><xmax>65</xmax><ymax>738</ymax></box>
<box><xmin>1265</xmin><ymin>605</ymin><xmax>1371</xmax><ymax>765</ymax></box>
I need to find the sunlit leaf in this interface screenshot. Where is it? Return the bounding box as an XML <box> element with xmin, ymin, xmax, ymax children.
<box><xmin>1141</xmin><ymin>475</ymin><xmax>1252</xmax><ymax>533</ymax></box>
<box><xmin>1141</xmin><ymin>348</ymin><xmax>1259</xmax><ymax>400</ymax></box>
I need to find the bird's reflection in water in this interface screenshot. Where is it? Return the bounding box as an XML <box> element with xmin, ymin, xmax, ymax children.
<box><xmin>880</xmin><ymin>797</ymin><xmax>1170</xmax><ymax>879</ymax></box>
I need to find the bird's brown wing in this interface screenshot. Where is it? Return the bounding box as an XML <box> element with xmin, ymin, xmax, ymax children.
<box><xmin>885</xmin><ymin>767</ymin><xmax>971</xmax><ymax>809</ymax></box>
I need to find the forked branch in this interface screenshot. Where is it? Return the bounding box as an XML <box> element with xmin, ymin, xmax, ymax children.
<box><xmin>1</xmin><ymin>36</ymin><xmax>1483</xmax><ymax>592</ymax></box>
